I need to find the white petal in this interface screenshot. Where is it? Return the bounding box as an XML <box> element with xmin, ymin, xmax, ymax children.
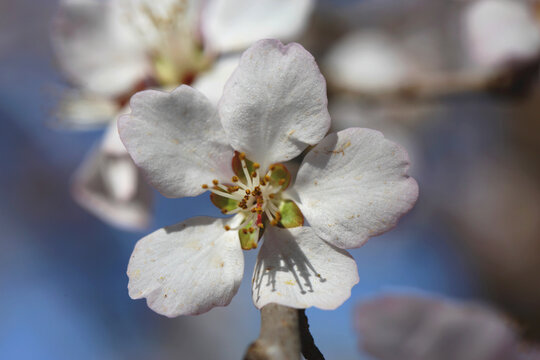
<box><xmin>128</xmin><ymin>217</ymin><xmax>244</xmax><ymax>317</ymax></box>
<box><xmin>464</xmin><ymin>0</ymin><xmax>540</xmax><ymax>68</ymax></box>
<box><xmin>201</xmin><ymin>0</ymin><xmax>314</xmax><ymax>53</ymax></box>
<box><xmin>72</xmin><ymin>142</ymin><xmax>153</xmax><ymax>231</ymax></box>
<box><xmin>324</xmin><ymin>31</ymin><xmax>413</xmax><ymax>93</ymax></box>
<box><xmin>191</xmin><ymin>55</ymin><xmax>240</xmax><ymax>105</ymax></box>
<box><xmin>295</xmin><ymin>128</ymin><xmax>418</xmax><ymax>249</ymax></box>
<box><xmin>118</xmin><ymin>86</ymin><xmax>235</xmax><ymax>198</ymax></box>
<box><xmin>54</xmin><ymin>90</ymin><xmax>119</xmax><ymax>129</ymax></box>
<box><xmin>52</xmin><ymin>0</ymin><xmax>149</xmax><ymax>97</ymax></box>
<box><xmin>252</xmin><ymin>226</ymin><xmax>358</xmax><ymax>310</ymax></box>
<box><xmin>356</xmin><ymin>295</ymin><xmax>520</xmax><ymax>360</ymax></box>
<box><xmin>219</xmin><ymin>40</ymin><xmax>330</xmax><ymax>169</ymax></box>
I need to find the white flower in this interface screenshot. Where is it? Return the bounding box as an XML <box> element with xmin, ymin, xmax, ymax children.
<box><xmin>119</xmin><ymin>40</ymin><xmax>418</xmax><ymax>317</ymax></box>
<box><xmin>51</xmin><ymin>0</ymin><xmax>314</xmax><ymax>229</ymax></box>
<box><xmin>464</xmin><ymin>0</ymin><xmax>540</xmax><ymax>69</ymax></box>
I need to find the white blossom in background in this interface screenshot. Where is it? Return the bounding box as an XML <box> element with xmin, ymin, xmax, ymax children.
<box><xmin>323</xmin><ymin>31</ymin><xmax>415</xmax><ymax>94</ymax></box>
<box><xmin>464</xmin><ymin>0</ymin><xmax>540</xmax><ymax>70</ymax></box>
<box><xmin>356</xmin><ymin>294</ymin><xmax>540</xmax><ymax>360</ymax></box>
<box><xmin>51</xmin><ymin>0</ymin><xmax>314</xmax><ymax>229</ymax></box>
<box><xmin>119</xmin><ymin>40</ymin><xmax>418</xmax><ymax>317</ymax></box>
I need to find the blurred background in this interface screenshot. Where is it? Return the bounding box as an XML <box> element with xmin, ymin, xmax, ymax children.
<box><xmin>1</xmin><ymin>0</ymin><xmax>539</xmax><ymax>359</ymax></box>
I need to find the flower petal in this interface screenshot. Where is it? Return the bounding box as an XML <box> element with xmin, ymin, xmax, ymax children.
<box><xmin>356</xmin><ymin>295</ymin><xmax>520</xmax><ymax>360</ymax></box>
<box><xmin>295</xmin><ymin>128</ymin><xmax>418</xmax><ymax>249</ymax></box>
<box><xmin>127</xmin><ymin>217</ymin><xmax>244</xmax><ymax>317</ymax></box>
<box><xmin>118</xmin><ymin>86</ymin><xmax>234</xmax><ymax>198</ymax></box>
<box><xmin>52</xmin><ymin>0</ymin><xmax>149</xmax><ymax>97</ymax></box>
<box><xmin>219</xmin><ymin>40</ymin><xmax>331</xmax><ymax>169</ymax></box>
<box><xmin>72</xmin><ymin>138</ymin><xmax>153</xmax><ymax>231</ymax></box>
<box><xmin>54</xmin><ymin>90</ymin><xmax>119</xmax><ymax>129</ymax></box>
<box><xmin>201</xmin><ymin>0</ymin><xmax>314</xmax><ymax>53</ymax></box>
<box><xmin>252</xmin><ymin>226</ymin><xmax>358</xmax><ymax>310</ymax></box>
<box><xmin>191</xmin><ymin>55</ymin><xmax>240</xmax><ymax>105</ymax></box>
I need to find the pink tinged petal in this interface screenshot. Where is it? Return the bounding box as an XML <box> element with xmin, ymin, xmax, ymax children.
<box><xmin>118</xmin><ymin>86</ymin><xmax>235</xmax><ymax>198</ymax></box>
<box><xmin>72</xmin><ymin>141</ymin><xmax>153</xmax><ymax>231</ymax></box>
<box><xmin>252</xmin><ymin>226</ymin><xmax>358</xmax><ymax>310</ymax></box>
<box><xmin>127</xmin><ymin>217</ymin><xmax>244</xmax><ymax>317</ymax></box>
<box><xmin>201</xmin><ymin>0</ymin><xmax>314</xmax><ymax>53</ymax></box>
<box><xmin>294</xmin><ymin>128</ymin><xmax>419</xmax><ymax>249</ymax></box>
<box><xmin>219</xmin><ymin>39</ymin><xmax>331</xmax><ymax>169</ymax></box>
<box><xmin>464</xmin><ymin>0</ymin><xmax>540</xmax><ymax>68</ymax></box>
<box><xmin>356</xmin><ymin>295</ymin><xmax>520</xmax><ymax>360</ymax></box>
<box><xmin>52</xmin><ymin>0</ymin><xmax>149</xmax><ymax>97</ymax></box>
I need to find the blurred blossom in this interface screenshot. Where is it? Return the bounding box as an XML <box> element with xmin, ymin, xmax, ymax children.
<box><xmin>119</xmin><ymin>40</ymin><xmax>418</xmax><ymax>317</ymax></box>
<box><xmin>324</xmin><ymin>31</ymin><xmax>416</xmax><ymax>94</ymax></box>
<box><xmin>356</xmin><ymin>294</ymin><xmax>540</xmax><ymax>360</ymax></box>
<box><xmin>464</xmin><ymin>0</ymin><xmax>540</xmax><ymax>70</ymax></box>
<box><xmin>50</xmin><ymin>0</ymin><xmax>314</xmax><ymax>229</ymax></box>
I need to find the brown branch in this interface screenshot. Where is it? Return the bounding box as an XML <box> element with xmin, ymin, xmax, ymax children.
<box><xmin>244</xmin><ymin>304</ymin><xmax>301</xmax><ymax>360</ymax></box>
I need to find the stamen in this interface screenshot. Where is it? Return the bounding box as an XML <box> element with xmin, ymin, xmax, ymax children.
<box><xmin>202</xmin><ymin>184</ymin><xmax>208</xmax><ymax>189</ymax></box>
<box><xmin>224</xmin><ymin>225</ymin><xmax>231</xmax><ymax>231</ymax></box>
<box><xmin>212</xmin><ymin>179</ymin><xmax>219</xmax><ymax>186</ymax></box>
<box><xmin>278</xmin><ymin>179</ymin><xmax>286</xmax><ymax>186</ymax></box>
<box><xmin>209</xmin><ymin>188</ymin><xmax>243</xmax><ymax>200</ymax></box>
<box><xmin>239</xmin><ymin>152</ymin><xmax>246</xmax><ymax>160</ymax></box>
<box><xmin>232</xmin><ymin>176</ymin><xmax>239</xmax><ymax>182</ymax></box>
<box><xmin>264</xmin><ymin>175</ymin><xmax>271</xmax><ymax>182</ymax></box>
<box><xmin>253</xmin><ymin>163</ymin><xmax>260</xmax><ymax>169</ymax></box>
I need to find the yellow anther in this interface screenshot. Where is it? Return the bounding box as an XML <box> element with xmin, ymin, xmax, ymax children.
<box><xmin>232</xmin><ymin>176</ymin><xmax>239</xmax><ymax>182</ymax></box>
<box><xmin>260</xmin><ymin>179</ymin><xmax>266</xmax><ymax>186</ymax></box>
<box><xmin>257</xmin><ymin>223</ymin><xmax>264</xmax><ymax>229</ymax></box>
<box><xmin>275</xmin><ymin>211</ymin><xmax>282</xmax><ymax>221</ymax></box>
<box><xmin>201</xmin><ymin>184</ymin><xmax>208</xmax><ymax>189</ymax></box>
<box><xmin>224</xmin><ymin>225</ymin><xmax>231</xmax><ymax>231</ymax></box>
<box><xmin>278</xmin><ymin>179</ymin><xmax>286</xmax><ymax>185</ymax></box>
<box><xmin>251</xmin><ymin>208</ymin><xmax>257</xmax><ymax>213</ymax></box>
<box><xmin>264</xmin><ymin>175</ymin><xmax>271</xmax><ymax>182</ymax></box>
<box><xmin>251</xmin><ymin>171</ymin><xmax>257</xmax><ymax>178</ymax></box>
<box><xmin>269</xmin><ymin>194</ymin><xmax>275</xmax><ymax>199</ymax></box>
<box><xmin>270</xmin><ymin>219</ymin><xmax>278</xmax><ymax>226</ymax></box>
<box><xmin>239</xmin><ymin>152</ymin><xmax>246</xmax><ymax>160</ymax></box>
<box><xmin>242</xmin><ymin>228</ymin><xmax>248</xmax><ymax>234</ymax></box>
<box><xmin>245</xmin><ymin>189</ymin><xmax>251</xmax><ymax>195</ymax></box>
<box><xmin>212</xmin><ymin>179</ymin><xmax>219</xmax><ymax>185</ymax></box>
<box><xmin>248</xmin><ymin>227</ymin><xmax>255</xmax><ymax>233</ymax></box>
<box><xmin>221</xmin><ymin>209</ymin><xmax>228</xmax><ymax>214</ymax></box>
<box><xmin>270</xmin><ymin>164</ymin><xmax>276</xmax><ymax>171</ymax></box>
<box><xmin>253</xmin><ymin>163</ymin><xmax>260</xmax><ymax>169</ymax></box>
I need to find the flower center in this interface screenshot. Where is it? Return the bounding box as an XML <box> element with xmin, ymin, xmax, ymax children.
<box><xmin>202</xmin><ymin>152</ymin><xmax>303</xmax><ymax>250</ymax></box>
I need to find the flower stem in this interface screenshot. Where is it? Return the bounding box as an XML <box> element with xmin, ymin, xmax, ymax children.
<box><xmin>243</xmin><ymin>304</ymin><xmax>325</xmax><ymax>360</ymax></box>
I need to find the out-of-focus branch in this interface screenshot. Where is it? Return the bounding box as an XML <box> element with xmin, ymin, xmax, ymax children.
<box><xmin>244</xmin><ymin>304</ymin><xmax>301</xmax><ymax>360</ymax></box>
<box><xmin>328</xmin><ymin>57</ymin><xmax>540</xmax><ymax>103</ymax></box>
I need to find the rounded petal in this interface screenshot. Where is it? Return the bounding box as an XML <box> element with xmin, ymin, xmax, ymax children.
<box><xmin>356</xmin><ymin>295</ymin><xmax>519</xmax><ymax>360</ymax></box>
<box><xmin>295</xmin><ymin>128</ymin><xmax>419</xmax><ymax>249</ymax></box>
<box><xmin>191</xmin><ymin>55</ymin><xmax>240</xmax><ymax>105</ymax></box>
<box><xmin>252</xmin><ymin>226</ymin><xmax>358</xmax><ymax>310</ymax></box>
<box><xmin>219</xmin><ymin>40</ymin><xmax>330</xmax><ymax>169</ymax></box>
<box><xmin>201</xmin><ymin>0</ymin><xmax>314</xmax><ymax>53</ymax></box>
<box><xmin>464</xmin><ymin>0</ymin><xmax>540</xmax><ymax>68</ymax></box>
<box><xmin>72</xmin><ymin>140</ymin><xmax>153</xmax><ymax>231</ymax></box>
<box><xmin>118</xmin><ymin>86</ymin><xmax>234</xmax><ymax>198</ymax></box>
<box><xmin>51</xmin><ymin>0</ymin><xmax>149</xmax><ymax>97</ymax></box>
<box><xmin>127</xmin><ymin>217</ymin><xmax>244</xmax><ymax>317</ymax></box>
